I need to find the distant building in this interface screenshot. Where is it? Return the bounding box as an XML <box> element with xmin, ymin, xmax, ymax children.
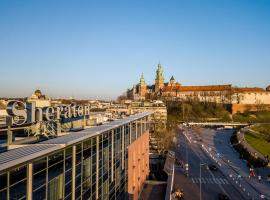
<box><xmin>27</xmin><ymin>89</ymin><xmax>51</xmax><ymax>108</ymax></box>
<box><xmin>107</xmin><ymin>100</ymin><xmax>167</xmax><ymax>130</ymax></box>
<box><xmin>0</xmin><ymin>100</ymin><xmax>7</xmax><ymax>127</ymax></box>
<box><xmin>127</xmin><ymin>63</ymin><xmax>270</xmax><ymax>113</ymax></box>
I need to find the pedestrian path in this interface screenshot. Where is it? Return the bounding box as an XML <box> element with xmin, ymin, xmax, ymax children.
<box><xmin>191</xmin><ymin>177</ymin><xmax>230</xmax><ymax>185</ymax></box>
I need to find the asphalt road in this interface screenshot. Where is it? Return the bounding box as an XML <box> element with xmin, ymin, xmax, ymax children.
<box><xmin>173</xmin><ymin>127</ymin><xmax>254</xmax><ymax>200</ymax></box>
<box><xmin>196</xmin><ymin>127</ymin><xmax>270</xmax><ymax>199</ymax></box>
<box><xmin>175</xmin><ymin>128</ymin><xmax>270</xmax><ymax>200</ymax></box>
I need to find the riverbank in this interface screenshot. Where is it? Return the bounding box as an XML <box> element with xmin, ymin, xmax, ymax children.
<box><xmin>245</xmin><ymin>125</ymin><xmax>270</xmax><ymax>159</ymax></box>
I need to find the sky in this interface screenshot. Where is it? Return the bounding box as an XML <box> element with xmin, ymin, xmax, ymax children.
<box><xmin>0</xmin><ymin>0</ymin><xmax>270</xmax><ymax>100</ymax></box>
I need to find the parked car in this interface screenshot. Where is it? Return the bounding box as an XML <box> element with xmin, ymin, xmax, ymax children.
<box><xmin>218</xmin><ymin>193</ymin><xmax>229</xmax><ymax>200</ymax></box>
<box><xmin>267</xmin><ymin>175</ymin><xmax>270</xmax><ymax>182</ymax></box>
<box><xmin>209</xmin><ymin>164</ymin><xmax>218</xmax><ymax>171</ymax></box>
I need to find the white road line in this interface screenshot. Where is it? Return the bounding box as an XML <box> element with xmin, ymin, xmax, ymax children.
<box><xmin>217</xmin><ymin>179</ymin><xmax>223</xmax><ymax>184</ymax></box>
<box><xmin>183</xmin><ymin>132</ymin><xmax>192</xmax><ymax>143</ymax></box>
<box><xmin>191</xmin><ymin>178</ymin><xmax>195</xmax><ymax>184</ymax></box>
<box><xmin>212</xmin><ymin>178</ymin><xmax>217</xmax><ymax>184</ymax></box>
<box><xmin>194</xmin><ymin>177</ymin><xmax>230</xmax><ymax>185</ymax></box>
<box><xmin>214</xmin><ymin>178</ymin><xmax>219</xmax><ymax>184</ymax></box>
<box><xmin>219</xmin><ymin>179</ymin><xmax>226</xmax><ymax>184</ymax></box>
<box><xmin>201</xmin><ymin>178</ymin><xmax>206</xmax><ymax>184</ymax></box>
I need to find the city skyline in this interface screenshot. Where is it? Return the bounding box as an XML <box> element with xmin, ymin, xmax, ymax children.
<box><xmin>1</xmin><ymin>0</ymin><xmax>270</xmax><ymax>99</ymax></box>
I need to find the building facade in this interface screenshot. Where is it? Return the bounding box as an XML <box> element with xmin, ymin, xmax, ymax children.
<box><xmin>0</xmin><ymin>112</ymin><xmax>152</xmax><ymax>200</ymax></box>
<box><xmin>28</xmin><ymin>90</ymin><xmax>51</xmax><ymax>108</ymax></box>
<box><xmin>127</xmin><ymin>64</ymin><xmax>270</xmax><ymax>113</ymax></box>
<box><xmin>107</xmin><ymin>101</ymin><xmax>167</xmax><ymax>130</ymax></box>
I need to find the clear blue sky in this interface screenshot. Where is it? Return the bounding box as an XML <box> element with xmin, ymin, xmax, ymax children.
<box><xmin>0</xmin><ymin>0</ymin><xmax>270</xmax><ymax>100</ymax></box>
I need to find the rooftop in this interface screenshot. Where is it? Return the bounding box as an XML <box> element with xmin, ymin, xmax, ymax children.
<box><xmin>0</xmin><ymin>111</ymin><xmax>153</xmax><ymax>172</ymax></box>
<box><xmin>233</xmin><ymin>87</ymin><xmax>266</xmax><ymax>92</ymax></box>
<box><xmin>163</xmin><ymin>84</ymin><xmax>232</xmax><ymax>92</ymax></box>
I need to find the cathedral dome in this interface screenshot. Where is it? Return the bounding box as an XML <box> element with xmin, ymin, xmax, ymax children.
<box><xmin>35</xmin><ymin>89</ymin><xmax>42</xmax><ymax>96</ymax></box>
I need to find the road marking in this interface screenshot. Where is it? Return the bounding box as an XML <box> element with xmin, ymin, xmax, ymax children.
<box><xmin>191</xmin><ymin>178</ymin><xmax>195</xmax><ymax>183</ymax></box>
<box><xmin>183</xmin><ymin>132</ymin><xmax>192</xmax><ymax>143</ymax></box>
<box><xmin>191</xmin><ymin>178</ymin><xmax>230</xmax><ymax>185</ymax></box>
<box><xmin>219</xmin><ymin>179</ymin><xmax>226</xmax><ymax>184</ymax></box>
<box><xmin>223</xmin><ymin>179</ymin><xmax>229</xmax><ymax>184</ymax></box>
<box><xmin>201</xmin><ymin>178</ymin><xmax>206</xmax><ymax>184</ymax></box>
<box><xmin>213</xmin><ymin>178</ymin><xmax>219</xmax><ymax>184</ymax></box>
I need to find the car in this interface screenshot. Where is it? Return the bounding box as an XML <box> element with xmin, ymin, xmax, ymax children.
<box><xmin>267</xmin><ymin>175</ymin><xmax>270</xmax><ymax>182</ymax></box>
<box><xmin>218</xmin><ymin>193</ymin><xmax>229</xmax><ymax>200</ymax></box>
<box><xmin>208</xmin><ymin>164</ymin><xmax>218</xmax><ymax>171</ymax></box>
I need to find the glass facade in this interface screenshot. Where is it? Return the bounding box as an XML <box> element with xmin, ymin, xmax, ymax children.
<box><xmin>0</xmin><ymin>115</ymin><xmax>149</xmax><ymax>200</ymax></box>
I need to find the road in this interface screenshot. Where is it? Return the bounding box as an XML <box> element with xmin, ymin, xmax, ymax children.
<box><xmin>173</xmin><ymin>127</ymin><xmax>270</xmax><ymax>200</ymax></box>
<box><xmin>197</xmin><ymin>127</ymin><xmax>270</xmax><ymax>199</ymax></box>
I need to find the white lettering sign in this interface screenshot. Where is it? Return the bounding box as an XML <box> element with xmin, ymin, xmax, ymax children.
<box><xmin>6</xmin><ymin>100</ymin><xmax>90</xmax><ymax>126</ymax></box>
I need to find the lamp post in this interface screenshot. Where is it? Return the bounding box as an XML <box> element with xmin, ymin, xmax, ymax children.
<box><xmin>200</xmin><ymin>163</ymin><xmax>207</xmax><ymax>200</ymax></box>
<box><xmin>184</xmin><ymin>131</ymin><xmax>189</xmax><ymax>177</ymax></box>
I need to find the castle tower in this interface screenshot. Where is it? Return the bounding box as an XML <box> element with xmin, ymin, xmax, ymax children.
<box><xmin>139</xmin><ymin>73</ymin><xmax>147</xmax><ymax>98</ymax></box>
<box><xmin>155</xmin><ymin>63</ymin><xmax>165</xmax><ymax>92</ymax></box>
<box><xmin>169</xmin><ymin>76</ymin><xmax>176</xmax><ymax>86</ymax></box>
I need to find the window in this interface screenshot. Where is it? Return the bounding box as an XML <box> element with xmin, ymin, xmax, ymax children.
<box><xmin>83</xmin><ymin>157</ymin><xmax>91</xmax><ymax>189</ymax></box>
<box><xmin>0</xmin><ymin>173</ymin><xmax>7</xmax><ymax>200</ymax></box>
<box><xmin>83</xmin><ymin>139</ymin><xmax>91</xmax><ymax>160</ymax></box>
<box><xmin>9</xmin><ymin>166</ymin><xmax>27</xmax><ymax>200</ymax></box>
<box><xmin>48</xmin><ymin>154</ymin><xmax>64</xmax><ymax>182</ymax></box>
<box><xmin>48</xmin><ymin>174</ymin><xmax>64</xmax><ymax>200</ymax></box>
<box><xmin>65</xmin><ymin>147</ymin><xmax>73</xmax><ymax>199</ymax></box>
<box><xmin>33</xmin><ymin>157</ymin><xmax>47</xmax><ymax>195</ymax></box>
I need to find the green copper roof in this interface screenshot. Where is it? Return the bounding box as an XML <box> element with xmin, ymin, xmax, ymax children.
<box><xmin>156</xmin><ymin>63</ymin><xmax>164</xmax><ymax>81</ymax></box>
<box><xmin>140</xmin><ymin>73</ymin><xmax>146</xmax><ymax>85</ymax></box>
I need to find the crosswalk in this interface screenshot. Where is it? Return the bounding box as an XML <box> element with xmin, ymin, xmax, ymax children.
<box><xmin>191</xmin><ymin>177</ymin><xmax>230</xmax><ymax>185</ymax></box>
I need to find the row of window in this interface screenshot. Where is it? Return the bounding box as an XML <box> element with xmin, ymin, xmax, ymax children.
<box><xmin>0</xmin><ymin>117</ymin><xmax>148</xmax><ymax>200</ymax></box>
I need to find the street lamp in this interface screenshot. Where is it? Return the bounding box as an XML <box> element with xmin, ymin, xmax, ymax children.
<box><xmin>200</xmin><ymin>162</ymin><xmax>207</xmax><ymax>200</ymax></box>
<box><xmin>184</xmin><ymin>131</ymin><xmax>189</xmax><ymax>177</ymax></box>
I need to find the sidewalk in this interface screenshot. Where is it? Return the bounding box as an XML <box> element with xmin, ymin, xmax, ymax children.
<box><xmin>237</xmin><ymin>128</ymin><xmax>268</xmax><ymax>162</ymax></box>
<box><xmin>237</xmin><ymin>128</ymin><xmax>270</xmax><ymax>179</ymax></box>
<box><xmin>173</xmin><ymin>167</ymin><xmax>200</xmax><ymax>200</ymax></box>
<box><xmin>140</xmin><ymin>181</ymin><xmax>167</xmax><ymax>200</ymax></box>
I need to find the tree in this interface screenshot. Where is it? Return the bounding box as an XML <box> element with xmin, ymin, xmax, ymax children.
<box><xmin>0</xmin><ymin>101</ymin><xmax>6</xmax><ymax>109</ymax></box>
<box><xmin>117</xmin><ymin>93</ymin><xmax>128</xmax><ymax>102</ymax></box>
<box><xmin>61</xmin><ymin>99</ymin><xmax>73</xmax><ymax>105</ymax></box>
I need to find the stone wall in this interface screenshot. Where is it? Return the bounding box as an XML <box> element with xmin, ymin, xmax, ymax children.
<box><xmin>232</xmin><ymin>104</ymin><xmax>270</xmax><ymax>114</ymax></box>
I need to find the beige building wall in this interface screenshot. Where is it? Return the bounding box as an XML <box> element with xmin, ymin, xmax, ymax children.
<box><xmin>231</xmin><ymin>92</ymin><xmax>270</xmax><ymax>104</ymax></box>
<box><xmin>128</xmin><ymin>131</ymin><xmax>150</xmax><ymax>200</ymax></box>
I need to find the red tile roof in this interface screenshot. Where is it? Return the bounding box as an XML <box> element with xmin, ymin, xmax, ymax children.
<box><xmin>233</xmin><ymin>87</ymin><xmax>265</xmax><ymax>92</ymax></box>
<box><xmin>163</xmin><ymin>85</ymin><xmax>232</xmax><ymax>92</ymax></box>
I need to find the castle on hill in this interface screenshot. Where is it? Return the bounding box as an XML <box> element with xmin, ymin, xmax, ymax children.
<box><xmin>127</xmin><ymin>63</ymin><xmax>270</xmax><ymax>113</ymax></box>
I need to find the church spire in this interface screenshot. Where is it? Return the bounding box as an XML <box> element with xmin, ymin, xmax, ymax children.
<box><xmin>156</xmin><ymin>63</ymin><xmax>164</xmax><ymax>81</ymax></box>
<box><xmin>140</xmin><ymin>73</ymin><xmax>146</xmax><ymax>85</ymax></box>
<box><xmin>155</xmin><ymin>63</ymin><xmax>165</xmax><ymax>92</ymax></box>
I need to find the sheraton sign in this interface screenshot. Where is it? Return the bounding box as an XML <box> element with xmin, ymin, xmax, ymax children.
<box><xmin>6</xmin><ymin>100</ymin><xmax>90</xmax><ymax>126</ymax></box>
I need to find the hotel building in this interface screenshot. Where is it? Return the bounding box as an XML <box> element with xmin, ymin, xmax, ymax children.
<box><xmin>0</xmin><ymin>112</ymin><xmax>153</xmax><ymax>200</ymax></box>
